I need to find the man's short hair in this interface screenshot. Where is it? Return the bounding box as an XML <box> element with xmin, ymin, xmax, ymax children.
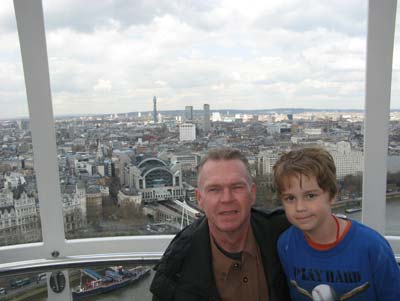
<box><xmin>196</xmin><ymin>147</ymin><xmax>253</xmax><ymax>185</ymax></box>
<box><xmin>273</xmin><ymin>147</ymin><xmax>338</xmax><ymax>198</ymax></box>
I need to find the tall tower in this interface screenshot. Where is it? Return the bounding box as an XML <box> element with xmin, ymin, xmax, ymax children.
<box><xmin>185</xmin><ymin>106</ymin><xmax>193</xmax><ymax>121</ymax></box>
<box><xmin>203</xmin><ymin>104</ymin><xmax>211</xmax><ymax>132</ymax></box>
<box><xmin>153</xmin><ymin>96</ymin><xmax>158</xmax><ymax>123</ymax></box>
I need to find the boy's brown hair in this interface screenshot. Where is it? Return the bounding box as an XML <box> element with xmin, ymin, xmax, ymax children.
<box><xmin>273</xmin><ymin>147</ymin><xmax>338</xmax><ymax>198</ymax></box>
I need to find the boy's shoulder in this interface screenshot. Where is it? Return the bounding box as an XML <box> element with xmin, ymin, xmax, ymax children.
<box><xmin>278</xmin><ymin>224</ymin><xmax>300</xmax><ymax>246</ymax></box>
<box><xmin>349</xmin><ymin>219</ymin><xmax>391</xmax><ymax>247</ymax></box>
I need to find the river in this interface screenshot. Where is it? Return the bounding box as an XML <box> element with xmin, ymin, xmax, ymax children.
<box><xmin>335</xmin><ymin>198</ymin><xmax>400</xmax><ymax>236</ymax></box>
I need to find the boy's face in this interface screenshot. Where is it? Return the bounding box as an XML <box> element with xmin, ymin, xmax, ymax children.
<box><xmin>280</xmin><ymin>173</ymin><xmax>336</xmax><ymax>239</ymax></box>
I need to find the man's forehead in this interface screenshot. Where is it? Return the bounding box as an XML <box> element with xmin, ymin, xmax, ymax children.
<box><xmin>201</xmin><ymin>158</ymin><xmax>246</xmax><ymax>170</ymax></box>
<box><xmin>199</xmin><ymin>159</ymin><xmax>248</xmax><ymax>178</ymax></box>
<box><xmin>198</xmin><ymin>159</ymin><xmax>250</xmax><ymax>186</ymax></box>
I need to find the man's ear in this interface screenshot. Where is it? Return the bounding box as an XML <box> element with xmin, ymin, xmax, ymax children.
<box><xmin>195</xmin><ymin>188</ymin><xmax>203</xmax><ymax>209</ymax></box>
<box><xmin>250</xmin><ymin>182</ymin><xmax>256</xmax><ymax>206</ymax></box>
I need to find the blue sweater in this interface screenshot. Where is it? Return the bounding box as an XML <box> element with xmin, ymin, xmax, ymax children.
<box><xmin>278</xmin><ymin>220</ymin><xmax>400</xmax><ymax>301</ymax></box>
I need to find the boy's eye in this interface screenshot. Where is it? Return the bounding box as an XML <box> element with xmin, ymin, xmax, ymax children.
<box><xmin>306</xmin><ymin>193</ymin><xmax>317</xmax><ymax>199</ymax></box>
<box><xmin>282</xmin><ymin>195</ymin><xmax>295</xmax><ymax>203</ymax></box>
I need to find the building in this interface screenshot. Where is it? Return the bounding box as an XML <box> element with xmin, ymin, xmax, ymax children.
<box><xmin>325</xmin><ymin>141</ymin><xmax>363</xmax><ymax>178</ymax></box>
<box><xmin>170</xmin><ymin>153</ymin><xmax>201</xmax><ymax>170</ymax></box>
<box><xmin>211</xmin><ymin>112</ymin><xmax>221</xmax><ymax>122</ymax></box>
<box><xmin>266</xmin><ymin>123</ymin><xmax>291</xmax><ymax>135</ymax></box>
<box><xmin>117</xmin><ymin>188</ymin><xmax>142</xmax><ymax>207</ymax></box>
<box><xmin>126</xmin><ymin>157</ymin><xmax>183</xmax><ymax>203</ymax></box>
<box><xmin>185</xmin><ymin>106</ymin><xmax>193</xmax><ymax>121</ymax></box>
<box><xmin>62</xmin><ymin>183</ymin><xmax>87</xmax><ymax>233</ymax></box>
<box><xmin>203</xmin><ymin>104</ymin><xmax>211</xmax><ymax>132</ymax></box>
<box><xmin>153</xmin><ymin>96</ymin><xmax>158</xmax><ymax>123</ymax></box>
<box><xmin>16</xmin><ymin>119</ymin><xmax>30</xmax><ymax>131</ymax></box>
<box><xmin>0</xmin><ymin>188</ymin><xmax>41</xmax><ymax>246</ymax></box>
<box><xmin>257</xmin><ymin>150</ymin><xmax>281</xmax><ymax>176</ymax></box>
<box><xmin>179</xmin><ymin>123</ymin><xmax>196</xmax><ymax>141</ymax></box>
<box><xmin>85</xmin><ymin>185</ymin><xmax>104</xmax><ymax>224</ymax></box>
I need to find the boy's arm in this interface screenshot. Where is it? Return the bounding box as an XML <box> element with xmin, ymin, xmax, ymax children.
<box><xmin>371</xmin><ymin>240</ymin><xmax>400</xmax><ymax>300</ymax></box>
<box><xmin>277</xmin><ymin>230</ymin><xmax>291</xmax><ymax>288</ymax></box>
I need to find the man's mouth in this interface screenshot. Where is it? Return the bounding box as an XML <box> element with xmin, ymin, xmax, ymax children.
<box><xmin>220</xmin><ymin>210</ymin><xmax>238</xmax><ymax>216</ymax></box>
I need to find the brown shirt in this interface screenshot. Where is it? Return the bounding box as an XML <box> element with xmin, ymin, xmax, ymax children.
<box><xmin>210</xmin><ymin>228</ymin><xmax>269</xmax><ymax>301</ymax></box>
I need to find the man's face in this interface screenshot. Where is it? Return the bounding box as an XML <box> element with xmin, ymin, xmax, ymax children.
<box><xmin>195</xmin><ymin>159</ymin><xmax>256</xmax><ymax>237</ymax></box>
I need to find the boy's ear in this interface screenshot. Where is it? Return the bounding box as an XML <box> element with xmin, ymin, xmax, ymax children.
<box><xmin>330</xmin><ymin>193</ymin><xmax>338</xmax><ymax>204</ymax></box>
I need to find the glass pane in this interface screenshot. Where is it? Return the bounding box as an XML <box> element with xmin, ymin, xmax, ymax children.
<box><xmin>0</xmin><ymin>271</ymin><xmax>47</xmax><ymax>300</ymax></box>
<box><xmin>0</xmin><ymin>264</ymin><xmax>154</xmax><ymax>300</ymax></box>
<box><xmin>0</xmin><ymin>1</ymin><xmax>42</xmax><ymax>246</ymax></box>
<box><xmin>42</xmin><ymin>1</ymin><xmax>367</xmax><ymax>239</ymax></box>
<box><xmin>67</xmin><ymin>264</ymin><xmax>153</xmax><ymax>301</ymax></box>
<box><xmin>386</xmin><ymin>0</ymin><xmax>400</xmax><ymax>236</ymax></box>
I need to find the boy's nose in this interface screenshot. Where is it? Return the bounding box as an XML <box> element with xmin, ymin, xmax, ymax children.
<box><xmin>295</xmin><ymin>199</ymin><xmax>307</xmax><ymax>211</ymax></box>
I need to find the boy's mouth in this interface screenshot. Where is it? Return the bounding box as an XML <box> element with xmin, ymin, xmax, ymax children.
<box><xmin>295</xmin><ymin>215</ymin><xmax>312</xmax><ymax>222</ymax></box>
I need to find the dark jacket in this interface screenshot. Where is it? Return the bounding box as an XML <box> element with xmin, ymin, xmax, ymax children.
<box><xmin>150</xmin><ymin>208</ymin><xmax>291</xmax><ymax>301</ymax></box>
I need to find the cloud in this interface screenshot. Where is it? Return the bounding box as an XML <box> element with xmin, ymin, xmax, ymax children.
<box><xmin>93</xmin><ymin>79</ymin><xmax>112</xmax><ymax>92</ymax></box>
<box><xmin>2</xmin><ymin>0</ymin><xmax>399</xmax><ymax>118</ymax></box>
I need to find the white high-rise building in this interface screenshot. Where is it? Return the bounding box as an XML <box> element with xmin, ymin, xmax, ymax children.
<box><xmin>211</xmin><ymin>112</ymin><xmax>222</xmax><ymax>122</ymax></box>
<box><xmin>325</xmin><ymin>141</ymin><xmax>363</xmax><ymax>178</ymax></box>
<box><xmin>179</xmin><ymin>123</ymin><xmax>196</xmax><ymax>141</ymax></box>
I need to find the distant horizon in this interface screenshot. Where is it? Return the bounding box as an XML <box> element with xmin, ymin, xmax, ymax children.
<box><xmin>3</xmin><ymin>106</ymin><xmax>400</xmax><ymax>121</ymax></box>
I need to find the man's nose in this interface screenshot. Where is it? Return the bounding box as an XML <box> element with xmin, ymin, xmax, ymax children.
<box><xmin>221</xmin><ymin>188</ymin><xmax>233</xmax><ymax>202</ymax></box>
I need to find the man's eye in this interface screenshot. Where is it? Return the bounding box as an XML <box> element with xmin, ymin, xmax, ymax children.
<box><xmin>232</xmin><ymin>185</ymin><xmax>244</xmax><ymax>190</ymax></box>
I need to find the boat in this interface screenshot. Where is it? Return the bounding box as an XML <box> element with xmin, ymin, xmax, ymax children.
<box><xmin>345</xmin><ymin>207</ymin><xmax>362</xmax><ymax>213</ymax></box>
<box><xmin>72</xmin><ymin>265</ymin><xmax>151</xmax><ymax>300</ymax></box>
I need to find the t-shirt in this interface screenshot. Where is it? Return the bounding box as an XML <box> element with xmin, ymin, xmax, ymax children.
<box><xmin>278</xmin><ymin>220</ymin><xmax>400</xmax><ymax>301</ymax></box>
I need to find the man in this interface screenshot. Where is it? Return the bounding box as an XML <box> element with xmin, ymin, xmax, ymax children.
<box><xmin>150</xmin><ymin>147</ymin><xmax>290</xmax><ymax>300</ymax></box>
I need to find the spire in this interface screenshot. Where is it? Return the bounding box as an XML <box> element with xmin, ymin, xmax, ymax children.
<box><xmin>153</xmin><ymin>96</ymin><xmax>158</xmax><ymax>123</ymax></box>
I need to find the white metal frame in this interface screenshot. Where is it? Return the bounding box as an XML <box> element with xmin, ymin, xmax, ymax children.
<box><xmin>7</xmin><ymin>0</ymin><xmax>173</xmax><ymax>262</ymax></box>
<box><xmin>0</xmin><ymin>0</ymin><xmax>399</xmax><ymax>299</ymax></box>
<box><xmin>363</xmin><ymin>0</ymin><xmax>400</xmax><ymax>251</ymax></box>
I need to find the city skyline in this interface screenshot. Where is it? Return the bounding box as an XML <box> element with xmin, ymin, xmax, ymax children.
<box><xmin>1</xmin><ymin>1</ymin><xmax>400</xmax><ymax>119</ymax></box>
<box><xmin>0</xmin><ymin>103</ymin><xmax>373</xmax><ymax>121</ymax></box>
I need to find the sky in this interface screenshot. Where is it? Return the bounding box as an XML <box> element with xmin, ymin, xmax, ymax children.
<box><xmin>0</xmin><ymin>0</ymin><xmax>399</xmax><ymax>119</ymax></box>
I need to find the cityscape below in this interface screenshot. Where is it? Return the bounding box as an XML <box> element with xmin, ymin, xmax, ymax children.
<box><xmin>1</xmin><ymin>100</ymin><xmax>400</xmax><ymax>247</ymax></box>
<box><xmin>2</xmin><ymin>100</ymin><xmax>400</xmax><ymax>299</ymax></box>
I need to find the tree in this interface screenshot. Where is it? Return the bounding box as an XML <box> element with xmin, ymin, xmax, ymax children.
<box><xmin>342</xmin><ymin>174</ymin><xmax>362</xmax><ymax>196</ymax></box>
<box><xmin>254</xmin><ymin>174</ymin><xmax>280</xmax><ymax>209</ymax></box>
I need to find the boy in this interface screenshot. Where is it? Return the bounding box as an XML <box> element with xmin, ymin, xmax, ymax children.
<box><xmin>273</xmin><ymin>147</ymin><xmax>400</xmax><ymax>301</ymax></box>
